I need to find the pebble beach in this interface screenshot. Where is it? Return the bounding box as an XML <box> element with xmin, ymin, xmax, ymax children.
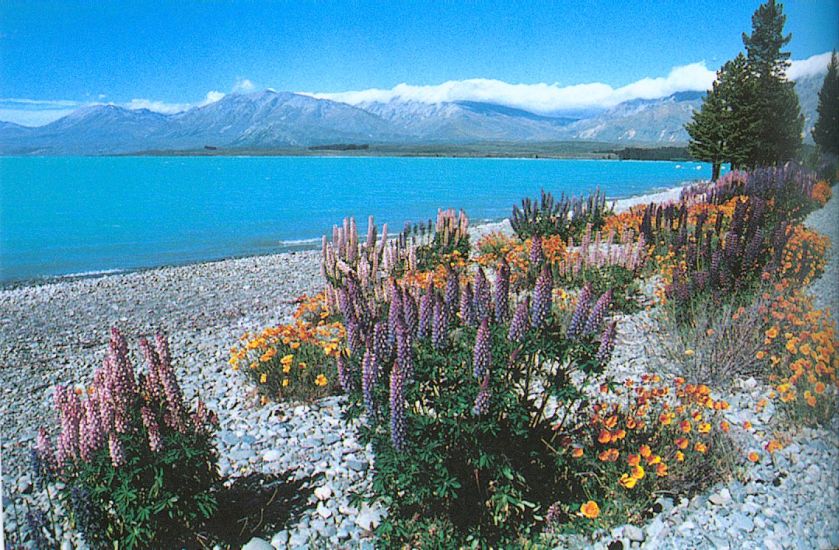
<box><xmin>2</xmin><ymin>186</ymin><xmax>838</xmax><ymax>549</ymax></box>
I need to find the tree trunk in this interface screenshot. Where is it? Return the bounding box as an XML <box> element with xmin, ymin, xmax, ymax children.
<box><xmin>712</xmin><ymin>162</ymin><xmax>721</xmax><ymax>181</ymax></box>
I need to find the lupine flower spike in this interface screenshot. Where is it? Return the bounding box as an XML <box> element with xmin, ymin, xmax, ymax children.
<box><xmin>473</xmin><ymin>317</ymin><xmax>492</xmax><ymax>380</ymax></box>
<box><xmin>531</xmin><ymin>264</ymin><xmax>553</xmax><ymax>330</ymax></box>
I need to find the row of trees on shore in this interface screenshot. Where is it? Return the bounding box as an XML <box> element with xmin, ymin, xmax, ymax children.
<box><xmin>687</xmin><ymin>0</ymin><xmax>838</xmax><ymax>180</ymax></box>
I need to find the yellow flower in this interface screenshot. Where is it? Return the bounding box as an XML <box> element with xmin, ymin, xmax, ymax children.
<box><xmin>298</xmin><ymin>361</ymin><xmax>308</xmax><ymax>369</ymax></box>
<box><xmin>675</xmin><ymin>451</ymin><xmax>685</xmax><ymax>462</ymax></box>
<box><xmin>580</xmin><ymin>500</ymin><xmax>600</xmax><ymax>519</ymax></box>
<box><xmin>282</xmin><ymin>364</ymin><xmax>292</xmax><ymax>374</ymax></box>
<box><xmin>630</xmin><ymin>465</ymin><xmax>645</xmax><ymax>480</ymax></box>
<box><xmin>619</xmin><ymin>473</ymin><xmax>638</xmax><ymax>489</ymax></box>
<box><xmin>315</xmin><ymin>374</ymin><xmax>328</xmax><ymax>387</ymax></box>
<box><xmin>282</xmin><ymin>379</ymin><xmax>289</xmax><ymax>387</ymax></box>
<box><xmin>281</xmin><ymin>354</ymin><xmax>294</xmax><ymax>366</ymax></box>
<box><xmin>259</xmin><ymin>373</ymin><xmax>268</xmax><ymax>384</ymax></box>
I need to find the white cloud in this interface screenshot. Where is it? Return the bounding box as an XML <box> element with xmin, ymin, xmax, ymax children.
<box><xmin>306</xmin><ymin>53</ymin><xmax>832</xmax><ymax>114</ymax></box>
<box><xmin>125</xmin><ymin>98</ymin><xmax>193</xmax><ymax>114</ymax></box>
<box><xmin>305</xmin><ymin>62</ymin><xmax>717</xmax><ymax>114</ymax></box>
<box><xmin>202</xmin><ymin>90</ymin><xmax>226</xmax><ymax>104</ymax></box>
<box><xmin>788</xmin><ymin>51</ymin><xmax>833</xmax><ymax>80</ymax></box>
<box><xmin>233</xmin><ymin>78</ymin><xmax>255</xmax><ymax>92</ymax></box>
<box><xmin>125</xmin><ymin>90</ymin><xmax>225</xmax><ymax>114</ymax></box>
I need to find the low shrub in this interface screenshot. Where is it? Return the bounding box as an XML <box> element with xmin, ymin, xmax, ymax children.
<box><xmin>657</xmin><ymin>293</ymin><xmax>768</xmax><ymax>383</ymax></box>
<box><xmin>33</xmin><ymin>329</ymin><xmax>220</xmax><ymax>549</ymax></box>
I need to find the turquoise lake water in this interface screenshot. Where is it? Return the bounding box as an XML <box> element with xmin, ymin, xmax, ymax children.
<box><xmin>0</xmin><ymin>156</ymin><xmax>713</xmax><ymax>283</ymax></box>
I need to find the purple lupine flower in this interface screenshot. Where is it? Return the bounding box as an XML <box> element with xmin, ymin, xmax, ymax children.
<box><xmin>337</xmin><ymin>352</ymin><xmax>354</xmax><ymax>393</ymax></box>
<box><xmin>346</xmin><ymin>317</ymin><xmax>363</xmax><ymax>358</ymax></box>
<box><xmin>156</xmin><ymin>334</ymin><xmax>186</xmax><ymax>433</ymax></box>
<box><xmin>337</xmin><ymin>288</ymin><xmax>355</xmax><ymax>322</ymax></box>
<box><xmin>109</xmin><ymin>328</ymin><xmax>136</xmax><ymax>396</ymax></box>
<box><xmin>508</xmin><ymin>298</ymin><xmax>531</xmax><ymax>343</ymax></box>
<box><xmin>531</xmin><ymin>264</ymin><xmax>553</xmax><ymax>330</ymax></box>
<box><xmin>583</xmin><ymin>289</ymin><xmax>613</xmax><ymax>335</ymax></box>
<box><xmin>474</xmin><ymin>268</ymin><xmax>492</xmax><ymax>321</ymax></box>
<box><xmin>54</xmin><ymin>385</ymin><xmax>81</xmax><ymax>465</ymax></box>
<box><xmin>373</xmin><ymin>320</ymin><xmax>391</xmax><ymax>365</ymax></box>
<box><xmin>389</xmin><ymin>360</ymin><xmax>407</xmax><ymax>452</ymax></box>
<box><xmin>566</xmin><ymin>283</ymin><xmax>592</xmax><ymax>339</ymax></box>
<box><xmin>108</xmin><ymin>433</ymin><xmax>125</xmax><ymax>468</ymax></box>
<box><xmin>418</xmin><ymin>291</ymin><xmax>433</xmax><ymax>339</ymax></box>
<box><xmin>596</xmin><ymin>321</ymin><xmax>618</xmax><ymax>364</ymax></box>
<box><xmin>388</xmin><ymin>287</ymin><xmax>404</xmax><ymax>348</ymax></box>
<box><xmin>139</xmin><ymin>337</ymin><xmax>163</xmax><ymax>402</ymax></box>
<box><xmin>140</xmin><ymin>406</ymin><xmax>162</xmax><ymax>452</ymax></box>
<box><xmin>402</xmin><ymin>291</ymin><xmax>418</xmax><ymax>337</ymax></box>
<box><xmin>35</xmin><ymin>428</ymin><xmax>54</xmax><ymax>472</ymax></box>
<box><xmin>459</xmin><ymin>282</ymin><xmax>477</xmax><ymax>327</ymax></box>
<box><xmin>79</xmin><ymin>398</ymin><xmax>105</xmax><ymax>461</ymax></box>
<box><xmin>444</xmin><ymin>268</ymin><xmax>460</xmax><ymax>320</ymax></box>
<box><xmin>495</xmin><ymin>259</ymin><xmax>511</xmax><ymax>322</ymax></box>
<box><xmin>362</xmin><ymin>347</ymin><xmax>378</xmax><ymax>420</ymax></box>
<box><xmin>529</xmin><ymin>234</ymin><xmax>544</xmax><ymax>267</ymax></box>
<box><xmin>432</xmin><ymin>296</ymin><xmax>448</xmax><ymax>351</ymax></box>
<box><xmin>472</xmin><ymin>374</ymin><xmax>491</xmax><ymax>416</ymax></box>
<box><xmin>473</xmin><ymin>317</ymin><xmax>492</xmax><ymax>380</ymax></box>
<box><xmin>396</xmin><ymin>325</ymin><xmax>414</xmax><ymax>380</ymax></box>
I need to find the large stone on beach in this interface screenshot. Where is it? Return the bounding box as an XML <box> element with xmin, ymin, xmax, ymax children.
<box><xmin>242</xmin><ymin>537</ymin><xmax>274</xmax><ymax>550</ymax></box>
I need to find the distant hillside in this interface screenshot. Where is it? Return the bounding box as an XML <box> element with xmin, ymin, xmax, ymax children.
<box><xmin>0</xmin><ymin>72</ymin><xmax>825</xmax><ymax>155</ymax></box>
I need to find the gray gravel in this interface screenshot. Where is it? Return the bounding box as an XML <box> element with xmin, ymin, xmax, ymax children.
<box><xmin>805</xmin><ymin>192</ymin><xmax>839</xmax><ymax>313</ymax></box>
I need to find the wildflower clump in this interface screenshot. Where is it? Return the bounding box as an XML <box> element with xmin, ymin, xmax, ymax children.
<box><xmin>321</xmin><ymin>208</ymin><xmax>621</xmax><ymax>545</ymax></box>
<box><xmin>811</xmin><ymin>180</ymin><xmax>832</xmax><ymax>206</ymax></box>
<box><xmin>778</xmin><ymin>225</ymin><xmax>830</xmax><ymax>286</ymax></box>
<box><xmin>758</xmin><ymin>284</ymin><xmax>838</xmax><ymax>423</ymax></box>
<box><xmin>33</xmin><ymin>328</ymin><xmax>219</xmax><ymax>548</ymax></box>
<box><xmin>230</xmin><ymin>298</ymin><xmax>344</xmax><ymax>402</ymax></box>
<box><xmin>555</xmin><ymin>375</ymin><xmax>734</xmax><ymax>528</ymax></box>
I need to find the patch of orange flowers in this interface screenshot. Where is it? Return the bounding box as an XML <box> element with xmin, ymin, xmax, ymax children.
<box><xmin>570</xmin><ymin>375</ymin><xmax>729</xmax><ymax>507</ymax></box>
<box><xmin>778</xmin><ymin>225</ymin><xmax>830</xmax><ymax>286</ymax></box>
<box><xmin>757</xmin><ymin>281</ymin><xmax>838</xmax><ymax>421</ymax></box>
<box><xmin>811</xmin><ymin>180</ymin><xmax>832</xmax><ymax>207</ymax></box>
<box><xmin>476</xmin><ymin>232</ymin><xmax>566</xmax><ymax>283</ymax></box>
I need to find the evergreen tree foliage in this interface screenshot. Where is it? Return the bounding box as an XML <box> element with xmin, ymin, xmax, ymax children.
<box><xmin>813</xmin><ymin>51</ymin><xmax>839</xmax><ymax>156</ymax></box>
<box><xmin>687</xmin><ymin>54</ymin><xmax>759</xmax><ymax>179</ymax></box>
<box><xmin>741</xmin><ymin>0</ymin><xmax>803</xmax><ymax>165</ymax></box>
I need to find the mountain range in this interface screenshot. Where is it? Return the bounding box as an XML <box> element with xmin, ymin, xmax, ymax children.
<box><xmin>0</xmin><ymin>73</ymin><xmax>825</xmax><ymax>155</ymax></box>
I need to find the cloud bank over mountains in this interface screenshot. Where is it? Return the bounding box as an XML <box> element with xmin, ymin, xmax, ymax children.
<box><xmin>0</xmin><ymin>52</ymin><xmax>832</xmax><ymax>127</ymax></box>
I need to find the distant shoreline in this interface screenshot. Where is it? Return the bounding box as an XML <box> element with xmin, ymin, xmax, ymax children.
<box><xmin>121</xmin><ymin>143</ymin><xmax>695</xmax><ymax>161</ymax></box>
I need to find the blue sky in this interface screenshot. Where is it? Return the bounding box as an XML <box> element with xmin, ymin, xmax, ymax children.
<box><xmin>1</xmin><ymin>1</ymin><xmax>837</xmax><ymax>125</ymax></box>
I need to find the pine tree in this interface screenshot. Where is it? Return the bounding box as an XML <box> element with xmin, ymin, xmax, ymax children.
<box><xmin>687</xmin><ymin>86</ymin><xmax>727</xmax><ymax>181</ymax></box>
<box><xmin>813</xmin><ymin>51</ymin><xmax>839</xmax><ymax>156</ymax></box>
<box><xmin>742</xmin><ymin>0</ymin><xmax>803</xmax><ymax>165</ymax></box>
<box><xmin>687</xmin><ymin>54</ymin><xmax>759</xmax><ymax>179</ymax></box>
